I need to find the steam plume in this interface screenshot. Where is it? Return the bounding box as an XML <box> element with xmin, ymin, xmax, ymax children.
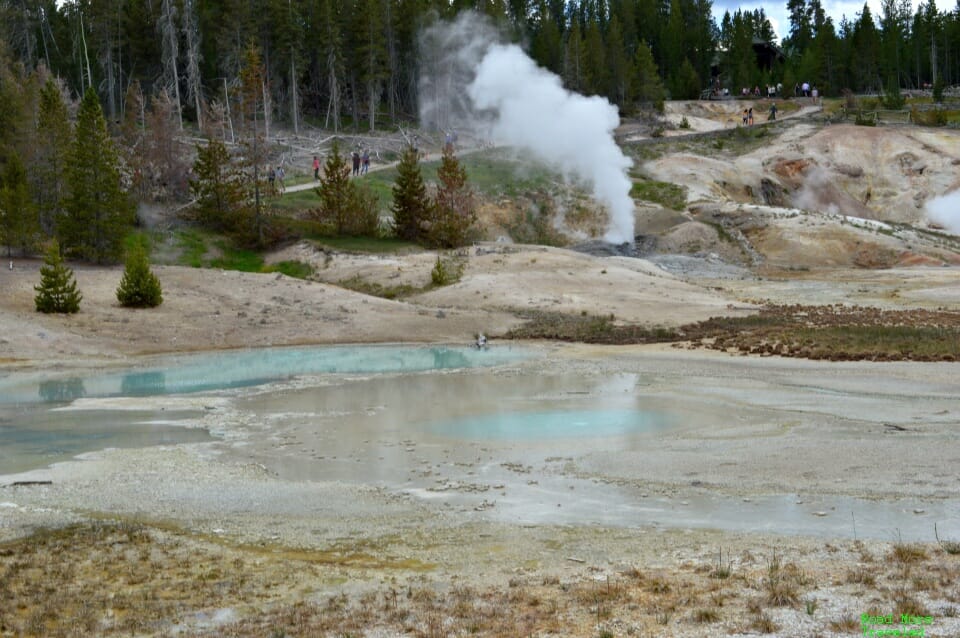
<box><xmin>419</xmin><ymin>13</ymin><xmax>636</xmax><ymax>244</ymax></box>
<box><xmin>926</xmin><ymin>191</ymin><xmax>960</xmax><ymax>235</ymax></box>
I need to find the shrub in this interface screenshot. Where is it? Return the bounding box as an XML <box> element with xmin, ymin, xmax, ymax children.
<box><xmin>933</xmin><ymin>75</ymin><xmax>945</xmax><ymax>102</ymax></box>
<box><xmin>34</xmin><ymin>241</ymin><xmax>82</xmax><ymax>314</ymax></box>
<box><xmin>354</xmin><ymin>183</ymin><xmax>383</xmax><ymax>237</ymax></box>
<box><xmin>116</xmin><ymin>239</ymin><xmax>163</xmax><ymax>308</ymax></box>
<box><xmin>883</xmin><ymin>76</ymin><xmax>905</xmax><ymax>109</ymax></box>
<box><xmin>430</xmin><ymin>254</ymin><xmax>464</xmax><ymax>286</ymax></box>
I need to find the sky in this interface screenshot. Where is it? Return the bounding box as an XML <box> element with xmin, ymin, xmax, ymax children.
<box><xmin>712</xmin><ymin>0</ymin><xmax>923</xmax><ymax>42</ymax></box>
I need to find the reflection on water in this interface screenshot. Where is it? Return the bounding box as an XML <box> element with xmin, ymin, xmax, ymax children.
<box><xmin>120</xmin><ymin>371</ymin><xmax>166</xmax><ymax>396</ymax></box>
<box><xmin>38</xmin><ymin>378</ymin><xmax>86</xmax><ymax>402</ymax></box>
<box><xmin>238</xmin><ymin>369</ymin><xmax>960</xmax><ymax>541</ymax></box>
<box><xmin>0</xmin><ymin>407</ymin><xmax>210</xmax><ymax>475</ymax></box>
<box><xmin>0</xmin><ymin>345</ymin><xmax>534</xmax><ymax>475</ymax></box>
<box><xmin>0</xmin><ymin>345</ymin><xmax>533</xmax><ymax>405</ymax></box>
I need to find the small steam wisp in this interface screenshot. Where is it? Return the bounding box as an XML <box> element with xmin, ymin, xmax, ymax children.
<box><xmin>926</xmin><ymin>190</ymin><xmax>960</xmax><ymax>235</ymax></box>
<box><xmin>419</xmin><ymin>13</ymin><xmax>635</xmax><ymax>244</ymax></box>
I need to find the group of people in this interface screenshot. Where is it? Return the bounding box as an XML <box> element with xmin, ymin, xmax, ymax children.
<box><xmin>267</xmin><ymin>165</ymin><xmax>285</xmax><ymax>194</ymax></box>
<box><xmin>741</xmin><ymin>102</ymin><xmax>778</xmax><ymax>125</ymax></box>
<box><xmin>794</xmin><ymin>82</ymin><xmax>818</xmax><ymax>98</ymax></box>
<box><xmin>741</xmin><ymin>83</ymin><xmax>783</xmax><ymax>98</ymax></box>
<box><xmin>309</xmin><ymin>148</ymin><xmax>373</xmax><ymax>182</ymax></box>
<box><xmin>351</xmin><ymin>149</ymin><xmax>371</xmax><ymax>176</ymax></box>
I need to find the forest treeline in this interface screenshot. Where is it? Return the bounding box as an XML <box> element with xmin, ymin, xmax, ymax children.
<box><xmin>1</xmin><ymin>0</ymin><xmax>960</xmax><ymax>262</ymax></box>
<box><xmin>1</xmin><ymin>0</ymin><xmax>959</xmax><ymax>132</ymax></box>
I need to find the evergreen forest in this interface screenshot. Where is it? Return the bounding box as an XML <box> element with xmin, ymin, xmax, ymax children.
<box><xmin>1</xmin><ymin>0</ymin><xmax>960</xmax><ymax>258</ymax></box>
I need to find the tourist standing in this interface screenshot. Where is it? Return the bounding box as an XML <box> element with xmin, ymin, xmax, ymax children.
<box><xmin>361</xmin><ymin>149</ymin><xmax>370</xmax><ymax>175</ymax></box>
<box><xmin>352</xmin><ymin>151</ymin><xmax>361</xmax><ymax>176</ymax></box>
<box><xmin>312</xmin><ymin>155</ymin><xmax>320</xmax><ymax>180</ymax></box>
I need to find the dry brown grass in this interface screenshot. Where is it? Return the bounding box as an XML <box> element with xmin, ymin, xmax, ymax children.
<box><xmin>2</xmin><ymin>523</ymin><xmax>958</xmax><ymax>637</ymax></box>
<box><xmin>890</xmin><ymin>542</ymin><xmax>929</xmax><ymax>564</ymax></box>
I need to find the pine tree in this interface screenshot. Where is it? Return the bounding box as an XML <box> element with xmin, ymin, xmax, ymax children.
<box><xmin>34</xmin><ymin>241</ymin><xmax>82</xmax><ymax>314</ymax></box>
<box><xmin>582</xmin><ymin>20</ymin><xmax>607</xmax><ymax>96</ymax></box>
<box><xmin>428</xmin><ymin>146</ymin><xmax>475</xmax><ymax>249</ymax></box>
<box><xmin>190</xmin><ymin>137</ymin><xmax>247</xmax><ymax>233</ymax></box>
<box><xmin>1</xmin><ymin>151</ymin><xmax>39</xmax><ymax>257</ymax></box>
<box><xmin>633</xmin><ymin>40</ymin><xmax>666</xmax><ymax>111</ymax></box>
<box><xmin>35</xmin><ymin>77</ymin><xmax>73</xmax><ymax>237</ymax></box>
<box><xmin>391</xmin><ymin>144</ymin><xmax>429</xmax><ymax>242</ymax></box>
<box><xmin>531</xmin><ymin>1</ymin><xmax>562</xmax><ymax>74</ymax></box>
<box><xmin>606</xmin><ymin>15</ymin><xmax>631</xmax><ymax>105</ymax></box>
<box><xmin>314</xmin><ymin>141</ymin><xmax>353</xmax><ymax>234</ymax></box>
<box><xmin>563</xmin><ymin>21</ymin><xmax>585</xmax><ymax>93</ymax></box>
<box><xmin>355</xmin><ymin>0</ymin><xmax>387</xmax><ymax>131</ymax></box>
<box><xmin>116</xmin><ymin>238</ymin><xmax>163</xmax><ymax>308</ymax></box>
<box><xmin>672</xmin><ymin>58</ymin><xmax>702</xmax><ymax>99</ymax></box>
<box><xmin>62</xmin><ymin>87</ymin><xmax>135</xmax><ymax>264</ymax></box>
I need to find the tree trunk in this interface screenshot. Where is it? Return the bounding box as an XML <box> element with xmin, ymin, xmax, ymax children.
<box><xmin>183</xmin><ymin>0</ymin><xmax>203</xmax><ymax>130</ymax></box>
<box><xmin>160</xmin><ymin>0</ymin><xmax>183</xmax><ymax>130</ymax></box>
<box><xmin>79</xmin><ymin>12</ymin><xmax>93</xmax><ymax>90</ymax></box>
<box><xmin>326</xmin><ymin>49</ymin><xmax>340</xmax><ymax>132</ymax></box>
<box><xmin>291</xmin><ymin>53</ymin><xmax>299</xmax><ymax>134</ymax></box>
<box><xmin>384</xmin><ymin>0</ymin><xmax>398</xmax><ymax>123</ymax></box>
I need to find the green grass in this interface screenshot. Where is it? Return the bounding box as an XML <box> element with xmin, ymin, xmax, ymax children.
<box><xmin>630</xmin><ymin>179</ymin><xmax>687</xmax><ymax>210</ymax></box>
<box><xmin>210</xmin><ymin>243</ymin><xmax>264</xmax><ymax>272</ymax></box>
<box><xmin>176</xmin><ymin>228</ymin><xmax>209</xmax><ymax>268</ymax></box>
<box><xmin>268</xmin><ymin>187</ymin><xmax>320</xmax><ymax>213</ymax></box>
<box><xmin>368</xmin><ymin>148</ymin><xmax>561</xmax><ymax>199</ymax></box>
<box><xmin>266</xmin><ymin>260</ymin><xmax>315</xmax><ymax>279</ymax></box>
<box><xmin>335</xmin><ymin>276</ymin><xmax>425</xmax><ymax>300</ymax></box>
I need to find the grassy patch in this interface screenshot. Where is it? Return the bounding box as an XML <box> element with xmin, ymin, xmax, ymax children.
<box><xmin>265</xmin><ymin>260</ymin><xmax>315</xmax><ymax>279</ymax></box>
<box><xmin>630</xmin><ymin>179</ymin><xmax>687</xmax><ymax>210</ymax></box>
<box><xmin>2</xmin><ymin>521</ymin><xmax>955</xmax><ymax>638</ymax></box>
<box><xmin>312</xmin><ymin>236</ymin><xmax>420</xmax><ymax>254</ymax></box>
<box><xmin>701</xmin><ymin>220</ymin><xmax>737</xmax><ymax>244</ymax></box>
<box><xmin>175</xmin><ymin>228</ymin><xmax>209</xmax><ymax>268</ymax></box>
<box><xmin>268</xmin><ymin>186</ymin><xmax>321</xmax><ymax>213</ymax></box>
<box><xmin>335</xmin><ymin>276</ymin><xmax>426</xmax><ymax>300</ymax></box>
<box><xmin>210</xmin><ymin>244</ymin><xmax>264</xmax><ymax>272</ymax></box>
<box><xmin>502</xmin><ymin>304</ymin><xmax>960</xmax><ymax>362</ymax></box>
<box><xmin>503</xmin><ymin>311</ymin><xmax>679</xmax><ymax>344</ymax></box>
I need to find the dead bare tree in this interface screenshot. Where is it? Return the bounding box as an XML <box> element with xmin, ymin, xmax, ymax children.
<box><xmin>158</xmin><ymin>0</ymin><xmax>183</xmax><ymax>130</ymax></box>
<box><xmin>325</xmin><ymin>48</ymin><xmax>341</xmax><ymax>132</ymax></box>
<box><xmin>182</xmin><ymin>0</ymin><xmax>203</xmax><ymax>130</ymax></box>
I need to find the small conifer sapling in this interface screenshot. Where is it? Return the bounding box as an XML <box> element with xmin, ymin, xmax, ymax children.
<box><xmin>116</xmin><ymin>240</ymin><xmax>163</xmax><ymax>308</ymax></box>
<box><xmin>35</xmin><ymin>241</ymin><xmax>82</xmax><ymax>314</ymax></box>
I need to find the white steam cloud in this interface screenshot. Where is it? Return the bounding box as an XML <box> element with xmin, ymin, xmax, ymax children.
<box><xmin>926</xmin><ymin>191</ymin><xmax>960</xmax><ymax>235</ymax></box>
<box><xmin>419</xmin><ymin>13</ymin><xmax>635</xmax><ymax>244</ymax></box>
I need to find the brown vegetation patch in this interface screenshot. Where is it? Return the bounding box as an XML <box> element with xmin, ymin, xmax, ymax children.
<box><xmin>3</xmin><ymin>523</ymin><xmax>958</xmax><ymax>637</ymax></box>
<box><xmin>504</xmin><ymin>304</ymin><xmax>960</xmax><ymax>362</ymax></box>
<box><xmin>852</xmin><ymin>244</ymin><xmax>900</xmax><ymax>268</ymax></box>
